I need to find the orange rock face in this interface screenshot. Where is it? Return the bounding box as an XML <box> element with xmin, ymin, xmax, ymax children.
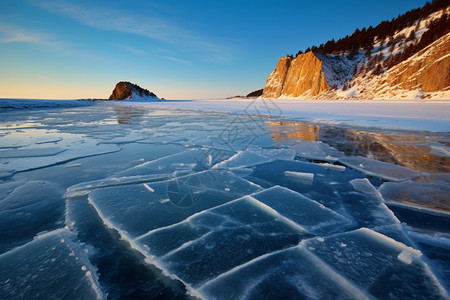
<box><xmin>262</xmin><ymin>52</ymin><xmax>331</xmax><ymax>98</ymax></box>
<box><xmin>108</xmin><ymin>81</ymin><xmax>158</xmax><ymax>100</ymax></box>
<box><xmin>385</xmin><ymin>32</ymin><xmax>450</xmax><ymax>93</ymax></box>
<box><xmin>108</xmin><ymin>82</ymin><xmax>133</xmax><ymax>100</ymax></box>
<box><xmin>262</xmin><ymin>33</ymin><xmax>450</xmax><ymax>99</ymax></box>
<box><xmin>262</xmin><ymin>57</ymin><xmax>292</xmax><ymax>98</ymax></box>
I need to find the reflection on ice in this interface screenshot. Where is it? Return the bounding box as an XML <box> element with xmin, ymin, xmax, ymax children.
<box><xmin>339</xmin><ymin>156</ymin><xmax>420</xmax><ymax>182</ymax></box>
<box><xmin>379</xmin><ymin>180</ymin><xmax>450</xmax><ymax>212</ymax></box>
<box><xmin>267</xmin><ymin>120</ymin><xmax>450</xmax><ymax>174</ymax></box>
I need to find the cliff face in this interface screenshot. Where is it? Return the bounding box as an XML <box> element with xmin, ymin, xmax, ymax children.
<box><xmin>262</xmin><ymin>8</ymin><xmax>450</xmax><ymax>100</ymax></box>
<box><xmin>262</xmin><ymin>33</ymin><xmax>450</xmax><ymax>100</ymax></box>
<box><xmin>384</xmin><ymin>32</ymin><xmax>450</xmax><ymax>92</ymax></box>
<box><xmin>262</xmin><ymin>52</ymin><xmax>331</xmax><ymax>98</ymax></box>
<box><xmin>262</xmin><ymin>57</ymin><xmax>292</xmax><ymax>98</ymax></box>
<box><xmin>108</xmin><ymin>82</ymin><xmax>159</xmax><ymax>100</ymax></box>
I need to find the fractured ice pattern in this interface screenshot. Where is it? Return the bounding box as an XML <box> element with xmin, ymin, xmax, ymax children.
<box><xmin>83</xmin><ymin>148</ymin><xmax>449</xmax><ymax>299</ymax></box>
<box><xmin>1</xmin><ymin>103</ymin><xmax>449</xmax><ymax>299</ymax></box>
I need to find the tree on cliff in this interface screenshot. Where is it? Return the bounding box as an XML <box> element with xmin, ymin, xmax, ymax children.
<box><xmin>297</xmin><ymin>0</ymin><xmax>449</xmax><ymax>56</ymax></box>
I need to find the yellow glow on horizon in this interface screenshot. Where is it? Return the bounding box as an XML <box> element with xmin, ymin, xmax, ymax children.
<box><xmin>0</xmin><ymin>80</ymin><xmax>241</xmax><ymax>100</ymax></box>
<box><xmin>0</xmin><ymin>80</ymin><xmax>109</xmax><ymax>99</ymax></box>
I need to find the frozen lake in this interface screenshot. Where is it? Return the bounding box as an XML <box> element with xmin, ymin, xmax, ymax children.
<box><xmin>0</xmin><ymin>99</ymin><xmax>449</xmax><ymax>299</ymax></box>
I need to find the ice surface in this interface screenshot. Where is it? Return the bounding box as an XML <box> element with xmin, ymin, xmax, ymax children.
<box><xmin>1</xmin><ymin>100</ymin><xmax>448</xmax><ymax>299</ymax></box>
<box><xmin>118</xmin><ymin>148</ymin><xmax>235</xmax><ymax>177</ymax></box>
<box><xmin>340</xmin><ymin>179</ymin><xmax>400</xmax><ymax>227</ymax></box>
<box><xmin>212</xmin><ymin>148</ymin><xmax>294</xmax><ymax>170</ymax></box>
<box><xmin>0</xmin><ymin>132</ymin><xmax>121</xmax><ymax>175</ymax></box>
<box><xmin>0</xmin><ymin>180</ymin><xmax>64</xmax><ymax>253</ymax></box>
<box><xmin>318</xmin><ymin>162</ymin><xmax>346</xmax><ymax>171</ymax></box>
<box><xmin>88</xmin><ymin>170</ymin><xmax>262</xmax><ymax>238</ymax></box>
<box><xmin>251</xmin><ymin>148</ymin><xmax>296</xmax><ymax>160</ymax></box>
<box><xmin>250</xmin><ymin>186</ymin><xmax>353</xmax><ymax>235</ymax></box>
<box><xmin>371</xmin><ymin>224</ymin><xmax>414</xmax><ymax>247</ymax></box>
<box><xmin>339</xmin><ymin>156</ymin><xmax>420</xmax><ymax>182</ymax></box>
<box><xmin>406</xmin><ymin>229</ymin><xmax>450</xmax><ymax>293</ymax></box>
<box><xmin>0</xmin><ymin>229</ymin><xmax>104</xmax><ymax>300</ymax></box>
<box><xmin>65</xmin><ymin>174</ymin><xmax>173</xmax><ymax>198</ymax></box>
<box><xmin>284</xmin><ymin>171</ymin><xmax>315</xmax><ymax>184</ymax></box>
<box><xmin>0</xmin><ymin>147</ymin><xmax>65</xmax><ymax>158</ymax></box>
<box><xmin>0</xmin><ymin>98</ymin><xmax>94</xmax><ymax>110</ymax></box>
<box><xmin>239</xmin><ymin>161</ymin><xmax>398</xmax><ymax>228</ymax></box>
<box><xmin>379</xmin><ymin>180</ymin><xmax>450</xmax><ymax>212</ymax></box>
<box><xmin>198</xmin><ymin>246</ymin><xmax>370</xmax><ymax>300</ymax></box>
<box><xmin>138</xmin><ymin>196</ymin><xmax>311</xmax><ymax>287</ymax></box>
<box><xmin>212</xmin><ymin>151</ymin><xmax>274</xmax><ymax>169</ymax></box>
<box><xmin>302</xmin><ymin>228</ymin><xmax>448</xmax><ymax>299</ymax></box>
<box><xmin>197</xmin><ymin>228</ymin><xmax>448</xmax><ymax>300</ymax></box>
<box><xmin>289</xmin><ymin>141</ymin><xmax>344</xmax><ymax>162</ymax></box>
<box><xmin>238</xmin><ymin>159</ymin><xmax>367</xmax><ymax>214</ymax></box>
<box><xmin>117</xmin><ymin>98</ymin><xmax>450</xmax><ymax>132</ymax></box>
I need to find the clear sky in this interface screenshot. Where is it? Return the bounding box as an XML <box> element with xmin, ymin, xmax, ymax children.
<box><xmin>0</xmin><ymin>0</ymin><xmax>429</xmax><ymax>100</ymax></box>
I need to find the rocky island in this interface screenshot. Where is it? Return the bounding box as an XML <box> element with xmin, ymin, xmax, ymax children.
<box><xmin>108</xmin><ymin>81</ymin><xmax>161</xmax><ymax>101</ymax></box>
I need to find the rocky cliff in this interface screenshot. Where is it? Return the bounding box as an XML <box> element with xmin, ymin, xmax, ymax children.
<box><xmin>262</xmin><ymin>8</ymin><xmax>450</xmax><ymax>100</ymax></box>
<box><xmin>263</xmin><ymin>52</ymin><xmax>332</xmax><ymax>98</ymax></box>
<box><xmin>349</xmin><ymin>32</ymin><xmax>450</xmax><ymax>100</ymax></box>
<box><xmin>108</xmin><ymin>82</ymin><xmax>159</xmax><ymax>101</ymax></box>
<box><xmin>383</xmin><ymin>32</ymin><xmax>450</xmax><ymax>93</ymax></box>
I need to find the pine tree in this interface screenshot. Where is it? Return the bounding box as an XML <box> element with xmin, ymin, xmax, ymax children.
<box><xmin>389</xmin><ymin>42</ymin><xmax>396</xmax><ymax>53</ymax></box>
<box><xmin>406</xmin><ymin>30</ymin><xmax>416</xmax><ymax>42</ymax></box>
<box><xmin>373</xmin><ymin>63</ymin><xmax>383</xmax><ymax>76</ymax></box>
<box><xmin>415</xmin><ymin>18</ymin><xmax>421</xmax><ymax>32</ymax></box>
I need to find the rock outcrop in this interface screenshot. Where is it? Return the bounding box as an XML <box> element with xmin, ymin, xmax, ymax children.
<box><xmin>246</xmin><ymin>89</ymin><xmax>264</xmax><ymax>98</ymax></box>
<box><xmin>262</xmin><ymin>52</ymin><xmax>335</xmax><ymax>98</ymax></box>
<box><xmin>262</xmin><ymin>8</ymin><xmax>450</xmax><ymax>100</ymax></box>
<box><xmin>262</xmin><ymin>57</ymin><xmax>293</xmax><ymax>98</ymax></box>
<box><xmin>384</xmin><ymin>32</ymin><xmax>450</xmax><ymax>93</ymax></box>
<box><xmin>108</xmin><ymin>82</ymin><xmax>159</xmax><ymax>100</ymax></box>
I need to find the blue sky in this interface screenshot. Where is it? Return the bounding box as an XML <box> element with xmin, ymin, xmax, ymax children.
<box><xmin>0</xmin><ymin>0</ymin><xmax>428</xmax><ymax>99</ymax></box>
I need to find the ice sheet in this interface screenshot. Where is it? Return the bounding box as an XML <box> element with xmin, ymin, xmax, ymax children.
<box><xmin>239</xmin><ymin>159</ymin><xmax>368</xmax><ymax>214</ymax></box>
<box><xmin>343</xmin><ymin>178</ymin><xmax>400</xmax><ymax>227</ymax></box>
<box><xmin>302</xmin><ymin>228</ymin><xmax>448</xmax><ymax>299</ymax></box>
<box><xmin>116</xmin><ymin>98</ymin><xmax>450</xmax><ymax>132</ymax></box>
<box><xmin>88</xmin><ymin>170</ymin><xmax>262</xmax><ymax>238</ymax></box>
<box><xmin>65</xmin><ymin>174</ymin><xmax>173</xmax><ymax>198</ymax></box>
<box><xmin>0</xmin><ymin>147</ymin><xmax>66</xmax><ymax>158</ymax></box>
<box><xmin>198</xmin><ymin>228</ymin><xmax>448</xmax><ymax>299</ymax></box>
<box><xmin>0</xmin><ymin>132</ymin><xmax>121</xmax><ymax>174</ymax></box>
<box><xmin>118</xmin><ymin>148</ymin><xmax>235</xmax><ymax>177</ymax></box>
<box><xmin>1</xmin><ymin>100</ymin><xmax>448</xmax><ymax>299</ymax></box>
<box><xmin>406</xmin><ymin>229</ymin><xmax>450</xmax><ymax>293</ymax></box>
<box><xmin>379</xmin><ymin>180</ymin><xmax>450</xmax><ymax>212</ymax></box>
<box><xmin>289</xmin><ymin>141</ymin><xmax>344</xmax><ymax>162</ymax></box>
<box><xmin>139</xmin><ymin>196</ymin><xmax>311</xmax><ymax>287</ymax></box>
<box><xmin>0</xmin><ymin>229</ymin><xmax>104</xmax><ymax>300</ymax></box>
<box><xmin>0</xmin><ymin>180</ymin><xmax>64</xmax><ymax>253</ymax></box>
<box><xmin>250</xmin><ymin>186</ymin><xmax>353</xmax><ymax>235</ymax></box>
<box><xmin>198</xmin><ymin>246</ymin><xmax>370</xmax><ymax>300</ymax></box>
<box><xmin>339</xmin><ymin>156</ymin><xmax>420</xmax><ymax>182</ymax></box>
